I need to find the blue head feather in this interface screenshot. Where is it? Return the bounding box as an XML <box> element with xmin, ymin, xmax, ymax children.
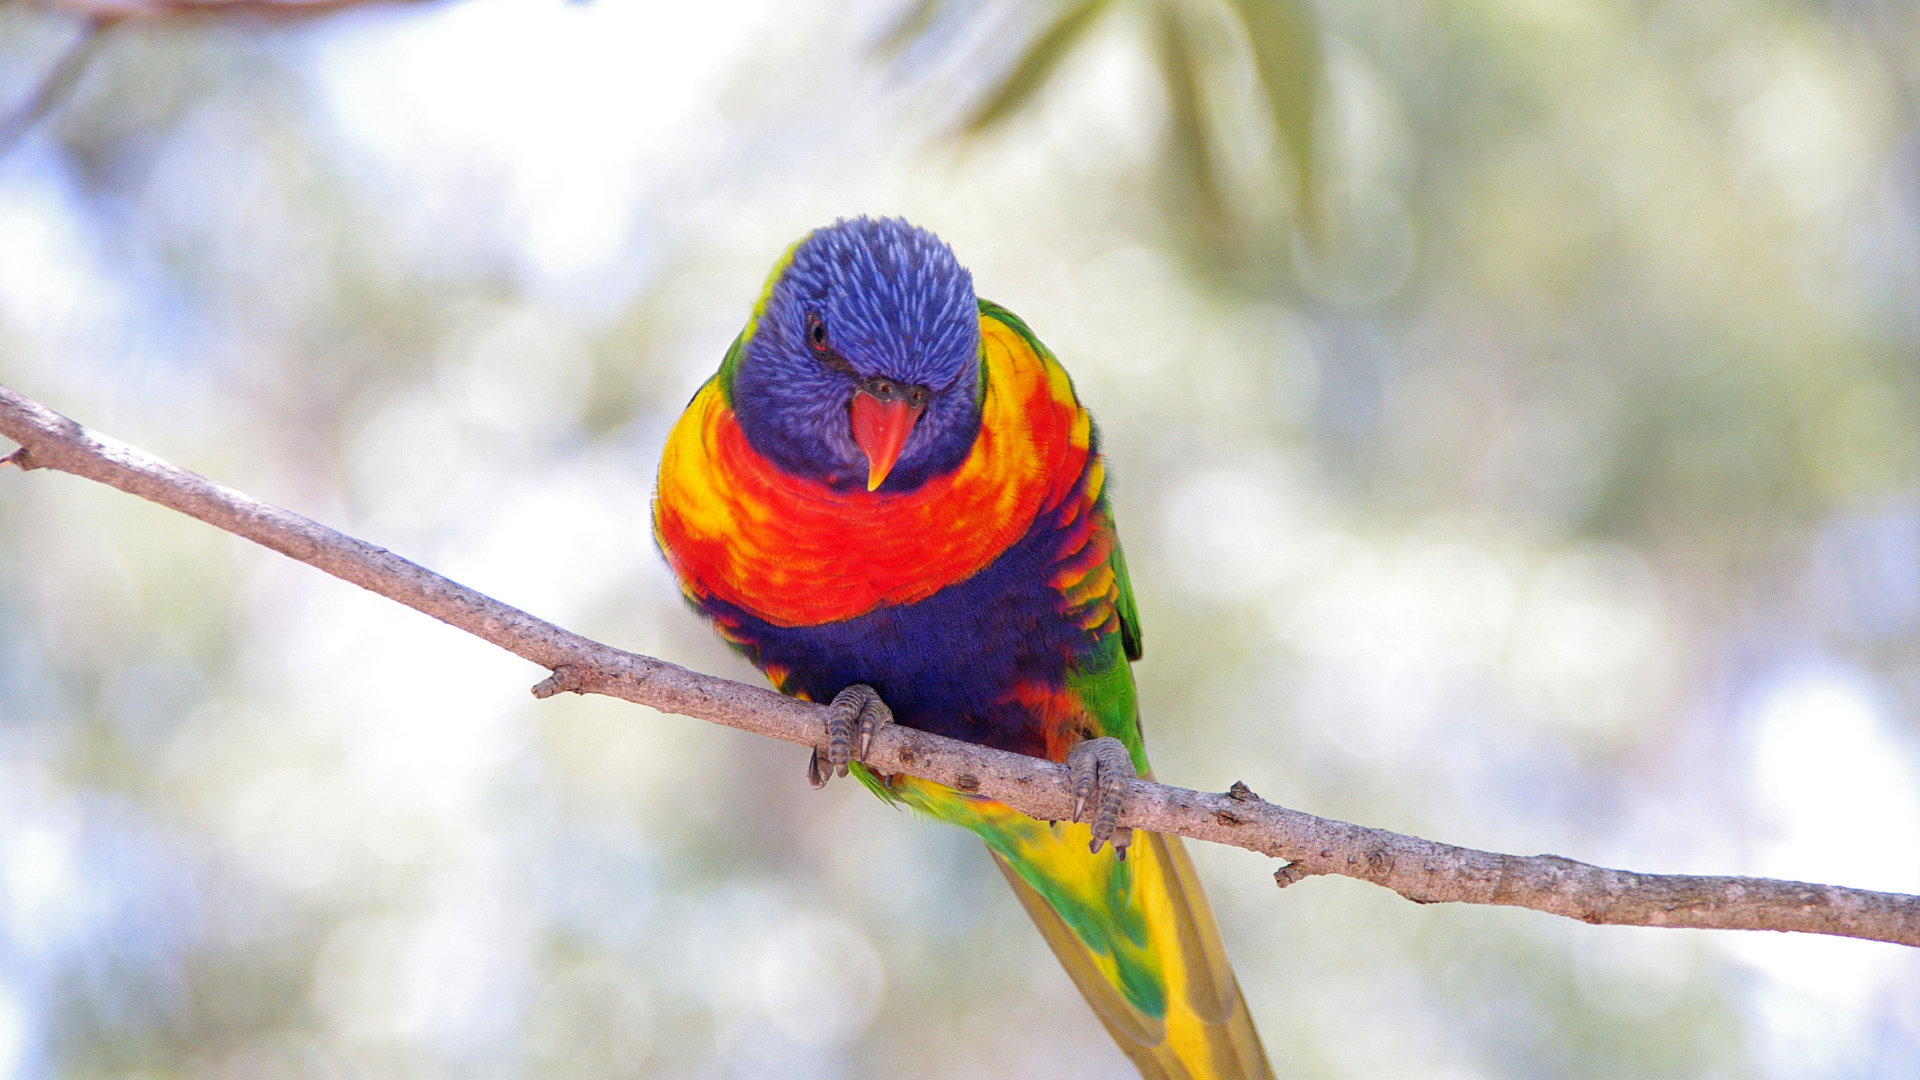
<box><xmin>732</xmin><ymin>217</ymin><xmax>982</xmax><ymax>491</ymax></box>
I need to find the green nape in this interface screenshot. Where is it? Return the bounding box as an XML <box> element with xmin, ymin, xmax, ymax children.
<box><xmin>716</xmin><ymin>232</ymin><xmax>810</xmax><ymax>404</ymax></box>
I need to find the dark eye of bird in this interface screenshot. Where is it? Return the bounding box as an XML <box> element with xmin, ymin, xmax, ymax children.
<box><xmin>804</xmin><ymin>312</ymin><xmax>857</xmax><ymax>375</ymax></box>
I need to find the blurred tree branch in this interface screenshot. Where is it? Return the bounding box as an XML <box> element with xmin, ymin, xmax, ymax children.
<box><xmin>0</xmin><ymin>13</ymin><xmax>117</xmax><ymax>157</ymax></box>
<box><xmin>3</xmin><ymin>380</ymin><xmax>1916</xmax><ymax>949</ymax></box>
<box><xmin>34</xmin><ymin>0</ymin><xmax>436</xmax><ymax>22</ymax></box>
<box><xmin>1</xmin><ymin>0</ymin><xmax>442</xmax><ymax>160</ymax></box>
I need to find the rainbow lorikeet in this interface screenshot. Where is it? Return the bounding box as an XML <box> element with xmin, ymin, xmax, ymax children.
<box><xmin>653</xmin><ymin>217</ymin><xmax>1273</xmax><ymax>1079</ymax></box>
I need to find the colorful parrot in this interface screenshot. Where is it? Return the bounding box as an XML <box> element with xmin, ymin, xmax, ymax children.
<box><xmin>653</xmin><ymin>217</ymin><xmax>1273</xmax><ymax>1079</ymax></box>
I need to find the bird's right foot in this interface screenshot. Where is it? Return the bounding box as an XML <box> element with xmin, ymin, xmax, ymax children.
<box><xmin>807</xmin><ymin>683</ymin><xmax>892</xmax><ymax>788</ymax></box>
<box><xmin>1066</xmin><ymin>736</ymin><xmax>1136</xmax><ymax>858</ymax></box>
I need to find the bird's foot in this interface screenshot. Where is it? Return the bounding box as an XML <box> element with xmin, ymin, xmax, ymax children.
<box><xmin>807</xmin><ymin>683</ymin><xmax>892</xmax><ymax>788</ymax></box>
<box><xmin>1066</xmin><ymin>736</ymin><xmax>1135</xmax><ymax>859</ymax></box>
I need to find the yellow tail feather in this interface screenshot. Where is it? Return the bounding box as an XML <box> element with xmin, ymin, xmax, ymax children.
<box><xmin>991</xmin><ymin>828</ymin><xmax>1275</xmax><ymax>1080</ymax></box>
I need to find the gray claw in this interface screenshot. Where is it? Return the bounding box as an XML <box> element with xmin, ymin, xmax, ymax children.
<box><xmin>811</xmin><ymin>684</ymin><xmax>892</xmax><ymax>787</ymax></box>
<box><xmin>1065</xmin><ymin>736</ymin><xmax>1136</xmax><ymax>856</ymax></box>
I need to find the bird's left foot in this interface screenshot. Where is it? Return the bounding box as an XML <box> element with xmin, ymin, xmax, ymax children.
<box><xmin>808</xmin><ymin>683</ymin><xmax>892</xmax><ymax>788</ymax></box>
<box><xmin>1066</xmin><ymin>736</ymin><xmax>1135</xmax><ymax>859</ymax></box>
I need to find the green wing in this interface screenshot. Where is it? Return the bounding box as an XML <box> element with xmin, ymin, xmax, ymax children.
<box><xmin>1111</xmin><ymin>527</ymin><xmax>1143</xmax><ymax>663</ymax></box>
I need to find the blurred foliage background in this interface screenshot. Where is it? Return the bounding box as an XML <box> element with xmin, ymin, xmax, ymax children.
<box><xmin>3</xmin><ymin>0</ymin><xmax>1920</xmax><ymax>1077</ymax></box>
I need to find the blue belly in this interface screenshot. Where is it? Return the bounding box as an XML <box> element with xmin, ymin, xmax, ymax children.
<box><xmin>700</xmin><ymin>519</ymin><xmax>1093</xmax><ymax>760</ymax></box>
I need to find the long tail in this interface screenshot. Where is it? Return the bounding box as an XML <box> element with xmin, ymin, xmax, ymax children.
<box><xmin>994</xmin><ymin>828</ymin><xmax>1274</xmax><ymax>1080</ymax></box>
<box><xmin>869</xmin><ymin>772</ymin><xmax>1275</xmax><ymax>1080</ymax></box>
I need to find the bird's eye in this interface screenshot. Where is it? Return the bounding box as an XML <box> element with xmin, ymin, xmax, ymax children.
<box><xmin>806</xmin><ymin>314</ymin><xmax>828</xmax><ymax>352</ymax></box>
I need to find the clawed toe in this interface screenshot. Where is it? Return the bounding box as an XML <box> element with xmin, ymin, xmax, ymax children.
<box><xmin>809</xmin><ymin>683</ymin><xmax>893</xmax><ymax>789</ymax></box>
<box><xmin>1066</xmin><ymin>736</ymin><xmax>1135</xmax><ymax>858</ymax></box>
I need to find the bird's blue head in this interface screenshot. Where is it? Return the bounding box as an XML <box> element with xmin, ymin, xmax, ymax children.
<box><xmin>730</xmin><ymin>217</ymin><xmax>982</xmax><ymax>492</ymax></box>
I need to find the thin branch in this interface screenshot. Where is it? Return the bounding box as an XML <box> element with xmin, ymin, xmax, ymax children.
<box><xmin>3</xmin><ymin>380</ymin><xmax>1917</xmax><ymax>948</ymax></box>
<box><xmin>0</xmin><ymin>14</ymin><xmax>117</xmax><ymax>159</ymax></box>
<box><xmin>35</xmin><ymin>0</ymin><xmax>440</xmax><ymax>24</ymax></box>
<box><xmin>3</xmin><ymin>0</ymin><xmax>449</xmax><ymax>162</ymax></box>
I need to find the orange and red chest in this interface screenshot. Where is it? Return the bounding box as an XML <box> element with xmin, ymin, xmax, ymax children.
<box><xmin>653</xmin><ymin>315</ymin><xmax>1094</xmax><ymax>629</ymax></box>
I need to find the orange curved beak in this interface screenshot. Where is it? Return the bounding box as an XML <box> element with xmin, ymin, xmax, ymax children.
<box><xmin>850</xmin><ymin>391</ymin><xmax>925</xmax><ymax>491</ymax></box>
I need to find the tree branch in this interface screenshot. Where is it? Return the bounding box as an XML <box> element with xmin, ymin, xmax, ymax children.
<box><xmin>3</xmin><ymin>0</ymin><xmax>448</xmax><ymax>164</ymax></box>
<box><xmin>33</xmin><ymin>0</ymin><xmax>440</xmax><ymax>25</ymax></box>
<box><xmin>0</xmin><ymin>14</ymin><xmax>117</xmax><ymax>159</ymax></box>
<box><xmin>3</xmin><ymin>380</ymin><xmax>1916</xmax><ymax>948</ymax></box>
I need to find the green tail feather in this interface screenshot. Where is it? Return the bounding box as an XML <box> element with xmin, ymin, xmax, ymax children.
<box><xmin>866</xmin><ymin>770</ymin><xmax>1276</xmax><ymax>1080</ymax></box>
